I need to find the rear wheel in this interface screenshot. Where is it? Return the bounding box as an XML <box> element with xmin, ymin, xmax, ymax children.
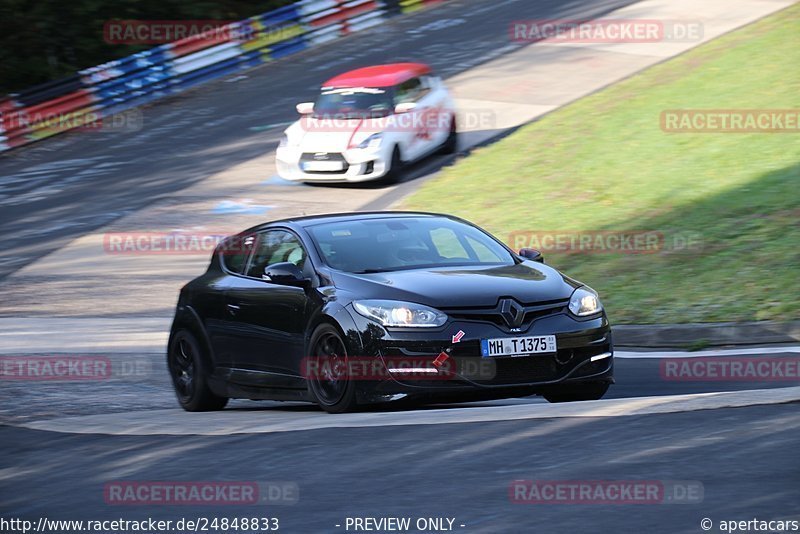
<box><xmin>440</xmin><ymin>116</ymin><xmax>457</xmax><ymax>154</ymax></box>
<box><xmin>167</xmin><ymin>329</ymin><xmax>228</xmax><ymax>412</ymax></box>
<box><xmin>307</xmin><ymin>324</ymin><xmax>358</xmax><ymax>413</ymax></box>
<box><xmin>542</xmin><ymin>382</ymin><xmax>610</xmax><ymax>403</ymax></box>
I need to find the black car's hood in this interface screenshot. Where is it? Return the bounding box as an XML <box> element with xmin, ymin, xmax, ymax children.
<box><xmin>330</xmin><ymin>262</ymin><xmax>578</xmax><ymax>308</ymax></box>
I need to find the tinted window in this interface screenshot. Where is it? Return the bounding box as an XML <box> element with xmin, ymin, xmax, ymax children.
<box><xmin>308</xmin><ymin>217</ymin><xmax>513</xmax><ymax>273</ymax></box>
<box><xmin>465</xmin><ymin>235</ymin><xmax>501</xmax><ymax>262</ymax></box>
<box><xmin>220</xmin><ymin>234</ymin><xmax>255</xmax><ymax>274</ymax></box>
<box><xmin>430</xmin><ymin>227</ymin><xmax>469</xmax><ymax>259</ymax></box>
<box><xmin>245</xmin><ymin>230</ymin><xmax>307</xmax><ymax>278</ymax></box>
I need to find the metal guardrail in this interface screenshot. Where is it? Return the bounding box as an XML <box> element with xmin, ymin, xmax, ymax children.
<box><xmin>0</xmin><ymin>0</ymin><xmax>445</xmax><ymax>153</ymax></box>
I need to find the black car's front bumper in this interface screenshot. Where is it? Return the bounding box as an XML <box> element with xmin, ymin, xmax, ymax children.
<box><xmin>346</xmin><ymin>307</ymin><xmax>613</xmax><ymax>400</ymax></box>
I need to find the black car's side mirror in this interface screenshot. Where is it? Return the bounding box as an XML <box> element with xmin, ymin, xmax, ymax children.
<box><xmin>262</xmin><ymin>262</ymin><xmax>309</xmax><ymax>286</ymax></box>
<box><xmin>518</xmin><ymin>248</ymin><xmax>544</xmax><ymax>263</ymax></box>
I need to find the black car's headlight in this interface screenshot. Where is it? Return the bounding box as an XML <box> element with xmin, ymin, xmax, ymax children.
<box><xmin>353</xmin><ymin>300</ymin><xmax>447</xmax><ymax>327</ymax></box>
<box><xmin>568</xmin><ymin>286</ymin><xmax>603</xmax><ymax>317</ymax></box>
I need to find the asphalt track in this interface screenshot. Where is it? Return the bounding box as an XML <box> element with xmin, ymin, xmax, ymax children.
<box><xmin>2</xmin><ymin>392</ymin><xmax>799</xmax><ymax>533</ymax></box>
<box><xmin>2</xmin><ymin>350</ymin><xmax>799</xmax><ymax>532</ymax></box>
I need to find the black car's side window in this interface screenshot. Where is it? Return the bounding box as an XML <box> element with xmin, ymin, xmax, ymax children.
<box><xmin>220</xmin><ymin>234</ymin><xmax>256</xmax><ymax>274</ymax></box>
<box><xmin>245</xmin><ymin>230</ymin><xmax>307</xmax><ymax>279</ymax></box>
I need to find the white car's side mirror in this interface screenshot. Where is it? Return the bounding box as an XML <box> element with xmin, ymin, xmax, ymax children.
<box><xmin>394</xmin><ymin>102</ymin><xmax>417</xmax><ymax>114</ymax></box>
<box><xmin>296</xmin><ymin>102</ymin><xmax>314</xmax><ymax>115</ymax></box>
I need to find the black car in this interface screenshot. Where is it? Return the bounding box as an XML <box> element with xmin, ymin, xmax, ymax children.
<box><xmin>167</xmin><ymin>212</ymin><xmax>613</xmax><ymax>413</ymax></box>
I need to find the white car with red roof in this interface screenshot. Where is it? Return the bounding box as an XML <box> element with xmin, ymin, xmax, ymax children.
<box><xmin>275</xmin><ymin>62</ymin><xmax>457</xmax><ymax>184</ymax></box>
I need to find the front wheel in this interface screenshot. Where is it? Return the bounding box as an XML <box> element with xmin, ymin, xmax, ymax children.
<box><xmin>306</xmin><ymin>324</ymin><xmax>358</xmax><ymax>413</ymax></box>
<box><xmin>542</xmin><ymin>382</ymin><xmax>610</xmax><ymax>403</ymax></box>
<box><xmin>167</xmin><ymin>329</ymin><xmax>228</xmax><ymax>412</ymax></box>
<box><xmin>380</xmin><ymin>146</ymin><xmax>403</xmax><ymax>185</ymax></box>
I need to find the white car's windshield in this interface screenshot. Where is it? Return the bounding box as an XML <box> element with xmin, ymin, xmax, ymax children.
<box><xmin>313</xmin><ymin>87</ymin><xmax>394</xmax><ymax>119</ymax></box>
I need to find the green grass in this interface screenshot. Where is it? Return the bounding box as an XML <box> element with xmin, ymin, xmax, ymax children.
<box><xmin>402</xmin><ymin>5</ymin><xmax>800</xmax><ymax>324</ymax></box>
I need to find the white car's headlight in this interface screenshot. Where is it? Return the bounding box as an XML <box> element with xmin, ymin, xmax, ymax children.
<box><xmin>357</xmin><ymin>133</ymin><xmax>383</xmax><ymax>150</ymax></box>
<box><xmin>568</xmin><ymin>287</ymin><xmax>603</xmax><ymax>317</ymax></box>
<box><xmin>353</xmin><ymin>300</ymin><xmax>447</xmax><ymax>327</ymax></box>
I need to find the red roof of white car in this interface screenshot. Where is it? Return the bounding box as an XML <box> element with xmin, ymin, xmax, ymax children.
<box><xmin>323</xmin><ymin>63</ymin><xmax>432</xmax><ymax>88</ymax></box>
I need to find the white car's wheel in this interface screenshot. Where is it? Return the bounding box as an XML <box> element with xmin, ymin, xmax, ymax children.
<box><xmin>440</xmin><ymin>116</ymin><xmax>457</xmax><ymax>155</ymax></box>
<box><xmin>381</xmin><ymin>146</ymin><xmax>403</xmax><ymax>185</ymax></box>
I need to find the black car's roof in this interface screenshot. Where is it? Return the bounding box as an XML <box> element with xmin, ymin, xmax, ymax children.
<box><xmin>242</xmin><ymin>211</ymin><xmax>458</xmax><ymax>234</ymax></box>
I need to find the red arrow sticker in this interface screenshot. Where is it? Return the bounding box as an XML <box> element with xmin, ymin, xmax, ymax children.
<box><xmin>451</xmin><ymin>330</ymin><xmax>465</xmax><ymax>344</ymax></box>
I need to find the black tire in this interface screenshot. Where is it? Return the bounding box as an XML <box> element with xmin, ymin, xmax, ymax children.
<box><xmin>167</xmin><ymin>329</ymin><xmax>228</xmax><ymax>412</ymax></box>
<box><xmin>542</xmin><ymin>382</ymin><xmax>610</xmax><ymax>403</ymax></box>
<box><xmin>440</xmin><ymin>116</ymin><xmax>457</xmax><ymax>154</ymax></box>
<box><xmin>381</xmin><ymin>145</ymin><xmax>403</xmax><ymax>185</ymax></box>
<box><xmin>306</xmin><ymin>324</ymin><xmax>358</xmax><ymax>413</ymax></box>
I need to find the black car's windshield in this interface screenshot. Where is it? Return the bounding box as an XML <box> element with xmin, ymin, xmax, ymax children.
<box><xmin>313</xmin><ymin>87</ymin><xmax>394</xmax><ymax>119</ymax></box>
<box><xmin>308</xmin><ymin>217</ymin><xmax>515</xmax><ymax>273</ymax></box>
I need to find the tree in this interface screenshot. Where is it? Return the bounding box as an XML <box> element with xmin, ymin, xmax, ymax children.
<box><xmin>0</xmin><ymin>0</ymin><xmax>295</xmax><ymax>93</ymax></box>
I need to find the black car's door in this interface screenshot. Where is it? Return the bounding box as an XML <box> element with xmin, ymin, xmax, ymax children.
<box><xmin>224</xmin><ymin>229</ymin><xmax>310</xmax><ymax>387</ymax></box>
<box><xmin>206</xmin><ymin>234</ymin><xmax>256</xmax><ymax>370</ymax></box>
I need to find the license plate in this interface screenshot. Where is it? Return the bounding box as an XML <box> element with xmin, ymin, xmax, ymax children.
<box><xmin>481</xmin><ymin>335</ymin><xmax>556</xmax><ymax>357</ymax></box>
<box><xmin>302</xmin><ymin>160</ymin><xmax>344</xmax><ymax>171</ymax></box>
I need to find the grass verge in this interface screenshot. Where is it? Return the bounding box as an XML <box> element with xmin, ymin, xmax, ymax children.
<box><xmin>401</xmin><ymin>5</ymin><xmax>800</xmax><ymax>324</ymax></box>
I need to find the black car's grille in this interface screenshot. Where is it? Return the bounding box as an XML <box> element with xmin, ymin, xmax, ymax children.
<box><xmin>475</xmin><ymin>355</ymin><xmax>560</xmax><ymax>385</ymax></box>
<box><xmin>446</xmin><ymin>312</ymin><xmax>506</xmax><ymax>327</ymax></box>
<box><xmin>444</xmin><ymin>300</ymin><xmax>568</xmax><ymax>330</ymax></box>
<box><xmin>524</xmin><ymin>306</ymin><xmax>566</xmax><ymax>323</ymax></box>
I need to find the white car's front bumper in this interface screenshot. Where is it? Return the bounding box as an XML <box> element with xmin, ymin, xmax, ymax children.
<box><xmin>276</xmin><ymin>146</ymin><xmax>391</xmax><ymax>183</ymax></box>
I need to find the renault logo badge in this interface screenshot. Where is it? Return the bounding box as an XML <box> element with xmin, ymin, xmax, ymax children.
<box><xmin>499</xmin><ymin>299</ymin><xmax>525</xmax><ymax>328</ymax></box>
